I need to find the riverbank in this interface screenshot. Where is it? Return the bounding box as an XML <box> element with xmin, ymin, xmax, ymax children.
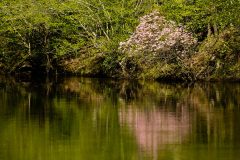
<box><xmin>58</xmin><ymin>19</ymin><xmax>240</xmax><ymax>81</ymax></box>
<box><xmin>0</xmin><ymin>1</ymin><xmax>239</xmax><ymax>81</ymax></box>
<box><xmin>1</xmin><ymin>28</ymin><xmax>240</xmax><ymax>82</ymax></box>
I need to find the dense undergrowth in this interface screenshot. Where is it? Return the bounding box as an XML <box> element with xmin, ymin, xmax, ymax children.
<box><xmin>0</xmin><ymin>0</ymin><xmax>239</xmax><ymax>81</ymax></box>
<box><xmin>192</xmin><ymin>27</ymin><xmax>240</xmax><ymax>80</ymax></box>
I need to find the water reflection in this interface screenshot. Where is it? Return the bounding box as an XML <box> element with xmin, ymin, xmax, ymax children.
<box><xmin>119</xmin><ymin>108</ymin><xmax>190</xmax><ymax>154</ymax></box>
<box><xmin>0</xmin><ymin>76</ymin><xmax>240</xmax><ymax>160</ymax></box>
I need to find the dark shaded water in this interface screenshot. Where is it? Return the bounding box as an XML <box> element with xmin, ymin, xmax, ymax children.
<box><xmin>0</xmin><ymin>77</ymin><xmax>240</xmax><ymax>160</ymax></box>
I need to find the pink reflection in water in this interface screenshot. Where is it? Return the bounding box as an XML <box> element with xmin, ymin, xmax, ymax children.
<box><xmin>120</xmin><ymin>106</ymin><xmax>190</xmax><ymax>154</ymax></box>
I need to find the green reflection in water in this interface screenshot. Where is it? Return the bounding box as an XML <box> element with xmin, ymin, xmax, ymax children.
<box><xmin>0</xmin><ymin>77</ymin><xmax>240</xmax><ymax>160</ymax></box>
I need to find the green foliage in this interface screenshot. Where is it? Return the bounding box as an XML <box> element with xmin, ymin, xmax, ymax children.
<box><xmin>159</xmin><ymin>0</ymin><xmax>240</xmax><ymax>39</ymax></box>
<box><xmin>0</xmin><ymin>0</ymin><xmax>239</xmax><ymax>80</ymax></box>
<box><xmin>0</xmin><ymin>0</ymin><xmax>156</xmax><ymax>74</ymax></box>
<box><xmin>102</xmin><ymin>52</ymin><xmax>122</xmax><ymax>77</ymax></box>
<box><xmin>192</xmin><ymin>27</ymin><xmax>240</xmax><ymax>80</ymax></box>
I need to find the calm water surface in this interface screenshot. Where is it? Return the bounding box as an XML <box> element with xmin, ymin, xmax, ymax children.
<box><xmin>0</xmin><ymin>77</ymin><xmax>240</xmax><ymax>160</ymax></box>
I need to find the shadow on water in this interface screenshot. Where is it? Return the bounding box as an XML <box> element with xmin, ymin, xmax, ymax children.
<box><xmin>0</xmin><ymin>75</ymin><xmax>240</xmax><ymax>160</ymax></box>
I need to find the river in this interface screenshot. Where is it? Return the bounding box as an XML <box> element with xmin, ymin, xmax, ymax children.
<box><xmin>0</xmin><ymin>77</ymin><xmax>239</xmax><ymax>160</ymax></box>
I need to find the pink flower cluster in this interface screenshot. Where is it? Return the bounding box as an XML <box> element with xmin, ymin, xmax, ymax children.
<box><xmin>119</xmin><ymin>11</ymin><xmax>197</xmax><ymax>57</ymax></box>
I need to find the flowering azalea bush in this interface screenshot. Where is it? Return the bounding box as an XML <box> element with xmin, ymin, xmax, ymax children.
<box><xmin>119</xmin><ymin>11</ymin><xmax>197</xmax><ymax>59</ymax></box>
<box><xmin>118</xmin><ymin>11</ymin><xmax>198</xmax><ymax>80</ymax></box>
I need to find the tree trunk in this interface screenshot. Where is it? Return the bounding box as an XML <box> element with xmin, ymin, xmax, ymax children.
<box><xmin>207</xmin><ymin>23</ymin><xmax>212</xmax><ymax>37</ymax></box>
<box><xmin>213</xmin><ymin>22</ymin><xmax>218</xmax><ymax>36</ymax></box>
